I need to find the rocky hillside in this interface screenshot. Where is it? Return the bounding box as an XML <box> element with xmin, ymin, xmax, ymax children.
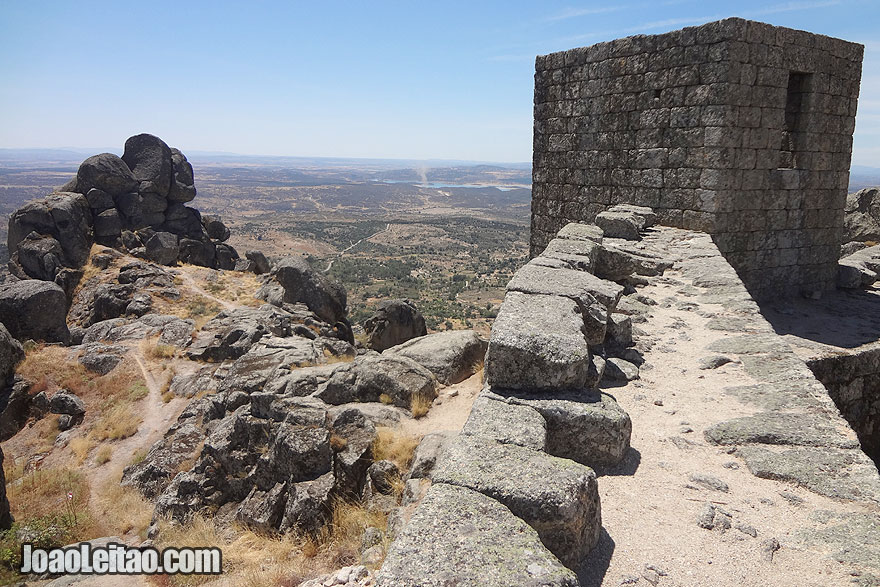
<box><xmin>0</xmin><ymin>135</ymin><xmax>490</xmax><ymax>585</ymax></box>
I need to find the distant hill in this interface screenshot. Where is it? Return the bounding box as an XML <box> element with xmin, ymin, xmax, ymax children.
<box><xmin>850</xmin><ymin>165</ymin><xmax>880</xmax><ymax>192</ymax></box>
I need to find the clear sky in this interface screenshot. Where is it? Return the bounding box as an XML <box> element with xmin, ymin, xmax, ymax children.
<box><xmin>1</xmin><ymin>0</ymin><xmax>878</xmax><ymax>164</ymax></box>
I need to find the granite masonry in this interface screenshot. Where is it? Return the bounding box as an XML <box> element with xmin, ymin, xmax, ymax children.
<box><xmin>530</xmin><ymin>17</ymin><xmax>863</xmax><ymax>298</ymax></box>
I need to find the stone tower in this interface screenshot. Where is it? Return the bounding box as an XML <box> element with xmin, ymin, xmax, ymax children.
<box><xmin>530</xmin><ymin>18</ymin><xmax>863</xmax><ymax>298</ymax></box>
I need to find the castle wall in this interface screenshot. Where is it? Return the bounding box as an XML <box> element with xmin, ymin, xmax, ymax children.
<box><xmin>530</xmin><ymin>18</ymin><xmax>863</xmax><ymax>298</ymax></box>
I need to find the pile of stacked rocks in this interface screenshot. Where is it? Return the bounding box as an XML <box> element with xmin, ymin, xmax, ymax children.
<box><xmin>7</xmin><ymin>134</ymin><xmax>242</xmax><ymax>296</ymax></box>
<box><xmin>378</xmin><ymin>207</ymin><xmax>668</xmax><ymax>586</ymax></box>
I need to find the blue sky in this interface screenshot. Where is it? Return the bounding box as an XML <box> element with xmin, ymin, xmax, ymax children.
<box><xmin>1</xmin><ymin>0</ymin><xmax>878</xmax><ymax>164</ymax></box>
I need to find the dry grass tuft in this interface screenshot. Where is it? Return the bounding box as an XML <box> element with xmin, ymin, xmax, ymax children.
<box><xmin>372</xmin><ymin>427</ymin><xmax>421</xmax><ymax>471</ymax></box>
<box><xmin>95</xmin><ymin>445</ymin><xmax>113</xmax><ymax>465</ymax></box>
<box><xmin>409</xmin><ymin>391</ymin><xmax>433</xmax><ymax>419</ymax></box>
<box><xmin>17</xmin><ymin>345</ymin><xmax>95</xmax><ymax>396</ymax></box>
<box><xmin>378</xmin><ymin>393</ymin><xmax>393</xmax><ymax>405</ymax></box>
<box><xmin>69</xmin><ymin>436</ymin><xmax>97</xmax><ymax>464</ymax></box>
<box><xmin>329</xmin><ymin>434</ymin><xmax>348</xmax><ymax>452</ymax></box>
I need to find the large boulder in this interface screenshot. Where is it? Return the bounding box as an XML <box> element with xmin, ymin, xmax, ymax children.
<box><xmin>0</xmin><ymin>324</ymin><xmax>23</xmax><ymax>382</ymax></box>
<box><xmin>145</xmin><ymin>232</ymin><xmax>179</xmax><ymax>266</ymax></box>
<box><xmin>13</xmin><ymin>233</ymin><xmax>65</xmax><ymax>281</ymax></box>
<box><xmin>0</xmin><ymin>280</ymin><xmax>71</xmax><ymax>343</ymax></box>
<box><xmin>74</xmin><ymin>153</ymin><xmax>138</xmax><ymax>197</ymax></box>
<box><xmin>168</xmin><ymin>148</ymin><xmax>197</xmax><ymax>203</ymax></box>
<box><xmin>386</xmin><ymin>330</ymin><xmax>487</xmax><ymax>385</ymax></box>
<box><xmin>376</xmin><ymin>483</ymin><xmax>579</xmax><ymax>587</ymax></box>
<box><xmin>594</xmin><ymin>210</ymin><xmax>642</xmax><ymax>240</ymax></box>
<box><xmin>7</xmin><ymin>192</ymin><xmax>93</xmax><ymax>269</ymax></box>
<box><xmin>245</xmin><ymin>250</ymin><xmax>271</xmax><ymax>274</ymax></box>
<box><xmin>122</xmin><ymin>133</ymin><xmax>173</xmax><ymax>197</ymax></box>
<box><xmin>316</xmin><ymin>353</ymin><xmax>438</xmax><ymax>408</ymax></box>
<box><xmin>0</xmin><ymin>379</ymin><xmax>33</xmax><ymax>441</ymax></box>
<box><xmin>844</xmin><ymin>187</ymin><xmax>880</xmax><ymax>242</ymax></box>
<box><xmin>202</xmin><ymin>215</ymin><xmax>230</xmax><ymax>242</ymax></box>
<box><xmin>485</xmin><ymin>291</ymin><xmax>592</xmax><ymax>391</ymax></box>
<box><xmin>256</xmin><ymin>256</ymin><xmax>348</xmax><ymax>326</ymax></box>
<box><xmin>364</xmin><ymin>299</ymin><xmax>427</xmax><ymax>352</ymax></box>
<box><xmin>178</xmin><ymin>238</ymin><xmax>216</xmax><ymax>268</ymax></box>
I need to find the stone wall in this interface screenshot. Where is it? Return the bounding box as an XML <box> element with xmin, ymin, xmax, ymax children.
<box><xmin>808</xmin><ymin>348</ymin><xmax>880</xmax><ymax>465</ymax></box>
<box><xmin>531</xmin><ymin>17</ymin><xmax>863</xmax><ymax>298</ymax></box>
<box><xmin>377</xmin><ymin>221</ymin><xmax>644</xmax><ymax>586</ymax></box>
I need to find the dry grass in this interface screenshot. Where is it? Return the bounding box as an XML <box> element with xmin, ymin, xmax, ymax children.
<box><xmin>69</xmin><ymin>436</ymin><xmax>97</xmax><ymax>464</ymax></box>
<box><xmin>95</xmin><ymin>445</ymin><xmax>113</xmax><ymax>465</ymax></box>
<box><xmin>17</xmin><ymin>345</ymin><xmax>95</xmax><ymax>396</ymax></box>
<box><xmin>378</xmin><ymin>393</ymin><xmax>393</xmax><ymax>405</ymax></box>
<box><xmin>0</xmin><ymin>466</ymin><xmax>100</xmax><ymax>577</ymax></box>
<box><xmin>142</xmin><ymin>337</ymin><xmax>176</xmax><ymax>360</ymax></box>
<box><xmin>90</xmin><ymin>402</ymin><xmax>142</xmax><ymax>441</ymax></box>
<box><xmin>372</xmin><ymin>427</ymin><xmax>421</xmax><ymax>471</ymax></box>
<box><xmin>409</xmin><ymin>391</ymin><xmax>433</xmax><ymax>419</ymax></box>
<box><xmin>91</xmin><ymin>468</ymin><xmax>153</xmax><ymax>538</ymax></box>
<box><xmin>155</xmin><ymin>497</ymin><xmax>387</xmax><ymax>587</ymax></box>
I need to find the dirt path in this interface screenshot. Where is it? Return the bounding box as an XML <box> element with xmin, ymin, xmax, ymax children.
<box><xmin>88</xmin><ymin>351</ymin><xmax>186</xmax><ymax>494</ymax></box>
<box><xmin>398</xmin><ymin>371</ymin><xmax>482</xmax><ymax>438</ymax></box>
<box><xmin>174</xmin><ymin>269</ymin><xmax>237</xmax><ymax>311</ymax></box>
<box><xmin>578</xmin><ymin>271</ymin><xmax>868</xmax><ymax>587</ymax></box>
<box><xmin>323</xmin><ymin>223</ymin><xmax>391</xmax><ymax>273</ymax></box>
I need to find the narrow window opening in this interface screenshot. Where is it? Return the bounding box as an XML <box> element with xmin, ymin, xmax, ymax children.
<box><xmin>780</xmin><ymin>71</ymin><xmax>812</xmax><ymax>169</ymax></box>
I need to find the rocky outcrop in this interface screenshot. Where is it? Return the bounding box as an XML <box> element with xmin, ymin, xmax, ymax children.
<box><xmin>363</xmin><ymin>299</ymin><xmax>427</xmax><ymax>352</ymax></box>
<box><xmin>386</xmin><ymin>330</ymin><xmax>487</xmax><ymax>385</ymax></box>
<box><xmin>7</xmin><ymin>134</ymin><xmax>259</xmax><ymax>280</ymax></box>
<box><xmin>256</xmin><ymin>256</ymin><xmax>352</xmax><ymax>340</ymax></box>
<box><xmin>844</xmin><ymin>187</ymin><xmax>880</xmax><ymax>242</ymax></box>
<box><xmin>0</xmin><ymin>280</ymin><xmax>71</xmax><ymax>343</ymax></box>
<box><xmin>0</xmin><ymin>324</ymin><xmax>24</xmax><ymax>382</ymax></box>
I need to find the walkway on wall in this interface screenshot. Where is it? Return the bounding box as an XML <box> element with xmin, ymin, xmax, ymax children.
<box><xmin>580</xmin><ymin>228</ymin><xmax>880</xmax><ymax>587</ymax></box>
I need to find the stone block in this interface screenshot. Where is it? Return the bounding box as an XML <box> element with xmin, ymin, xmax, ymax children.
<box><xmin>485</xmin><ymin>292</ymin><xmax>592</xmax><ymax>391</ymax></box>
<box><xmin>432</xmin><ymin>435</ymin><xmax>601</xmax><ymax>567</ymax></box>
<box><xmin>376</xmin><ymin>483</ymin><xmax>580</xmax><ymax>587</ymax></box>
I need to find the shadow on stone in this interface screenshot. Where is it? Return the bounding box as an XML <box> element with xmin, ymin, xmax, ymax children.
<box><xmin>597</xmin><ymin>446</ymin><xmax>641</xmax><ymax>477</ymax></box>
<box><xmin>758</xmin><ymin>289</ymin><xmax>880</xmax><ymax>349</ymax></box>
<box><xmin>576</xmin><ymin>527</ymin><xmax>615</xmax><ymax>587</ymax></box>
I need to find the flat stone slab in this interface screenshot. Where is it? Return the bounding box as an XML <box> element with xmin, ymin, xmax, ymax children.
<box><xmin>487</xmin><ymin>388</ymin><xmax>631</xmax><ymax>468</ymax></box>
<box><xmin>705</xmin><ymin>412</ymin><xmax>860</xmax><ymax>449</ymax></box>
<box><xmin>376</xmin><ymin>483</ymin><xmax>579</xmax><ymax>587</ymax></box>
<box><xmin>722</xmin><ymin>381</ymin><xmax>837</xmax><ymax>413</ymax></box>
<box><xmin>485</xmin><ymin>292</ymin><xmax>592</xmax><ymax>391</ymax></box>
<box><xmin>461</xmin><ymin>394</ymin><xmax>547</xmax><ymax>451</ymax></box>
<box><xmin>707</xmin><ymin>334</ymin><xmax>789</xmax><ymax>355</ymax></box>
<box><xmin>738</xmin><ymin>446</ymin><xmax>880</xmax><ymax>504</ymax></box>
<box><xmin>796</xmin><ymin>511</ymin><xmax>880</xmax><ymax>572</ymax></box>
<box><xmin>508</xmin><ymin>261</ymin><xmax>624</xmax><ymax>311</ymax></box>
<box><xmin>432</xmin><ymin>436</ymin><xmax>600</xmax><ymax>568</ymax></box>
<box><xmin>739</xmin><ymin>352</ymin><xmax>815</xmax><ymax>383</ymax></box>
<box><xmin>556</xmin><ymin>222</ymin><xmax>604</xmax><ymax>244</ymax></box>
<box><xmin>705</xmin><ymin>316</ymin><xmax>769</xmax><ymax>332</ymax></box>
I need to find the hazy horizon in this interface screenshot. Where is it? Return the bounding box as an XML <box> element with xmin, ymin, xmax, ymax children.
<box><xmin>2</xmin><ymin>1</ymin><xmax>879</xmax><ymax>165</ymax></box>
